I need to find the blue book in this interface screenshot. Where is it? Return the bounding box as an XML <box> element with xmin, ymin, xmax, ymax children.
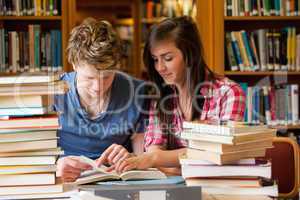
<box><xmin>230</xmin><ymin>32</ymin><xmax>244</xmax><ymax>71</ymax></box>
<box><xmin>241</xmin><ymin>30</ymin><xmax>255</xmax><ymax>71</ymax></box>
<box><xmin>50</xmin><ymin>30</ymin><xmax>56</xmax><ymax>71</ymax></box>
<box><xmin>56</xmin><ymin>30</ymin><xmax>62</xmax><ymax>71</ymax></box>
<box><xmin>95</xmin><ymin>176</ymin><xmax>185</xmax><ymax>186</ymax></box>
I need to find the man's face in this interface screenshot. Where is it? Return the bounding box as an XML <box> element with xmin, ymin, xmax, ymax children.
<box><xmin>74</xmin><ymin>62</ymin><xmax>115</xmax><ymax>98</ymax></box>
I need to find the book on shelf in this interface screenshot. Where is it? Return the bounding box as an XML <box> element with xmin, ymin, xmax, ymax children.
<box><xmin>0</xmin><ymin>0</ymin><xmax>60</xmax><ymax>16</ymax></box>
<box><xmin>238</xmin><ymin>82</ymin><xmax>299</xmax><ymax>125</ymax></box>
<box><xmin>0</xmin><ymin>173</ymin><xmax>55</xmax><ymax>186</ymax></box>
<box><xmin>185</xmin><ymin>147</ymin><xmax>268</xmax><ymax>165</ymax></box>
<box><xmin>225</xmin><ymin>27</ymin><xmax>300</xmax><ymax>72</ymax></box>
<box><xmin>141</xmin><ymin>0</ymin><xmax>196</xmax><ymax>19</ymax></box>
<box><xmin>72</xmin><ymin>156</ymin><xmax>167</xmax><ymax>185</ymax></box>
<box><xmin>0</xmin><ymin>27</ymin><xmax>62</xmax><ymax>73</ymax></box>
<box><xmin>225</xmin><ymin>0</ymin><xmax>300</xmax><ymax>16</ymax></box>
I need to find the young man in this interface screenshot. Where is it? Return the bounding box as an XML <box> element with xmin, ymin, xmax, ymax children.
<box><xmin>55</xmin><ymin>18</ymin><xmax>148</xmax><ymax>182</ymax></box>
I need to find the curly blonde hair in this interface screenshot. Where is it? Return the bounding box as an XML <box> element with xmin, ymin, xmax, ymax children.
<box><xmin>67</xmin><ymin>18</ymin><xmax>121</xmax><ymax>70</ymax></box>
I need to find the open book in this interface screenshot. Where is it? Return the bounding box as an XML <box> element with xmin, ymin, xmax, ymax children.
<box><xmin>74</xmin><ymin>156</ymin><xmax>167</xmax><ymax>185</ymax></box>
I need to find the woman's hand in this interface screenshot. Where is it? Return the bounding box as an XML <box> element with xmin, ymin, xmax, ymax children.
<box><xmin>114</xmin><ymin>152</ymin><xmax>156</xmax><ymax>173</ymax></box>
<box><xmin>95</xmin><ymin>144</ymin><xmax>132</xmax><ymax>168</ymax></box>
<box><xmin>56</xmin><ymin>156</ymin><xmax>93</xmax><ymax>182</ymax></box>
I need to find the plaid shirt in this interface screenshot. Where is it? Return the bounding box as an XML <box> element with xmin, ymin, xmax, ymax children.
<box><xmin>144</xmin><ymin>78</ymin><xmax>246</xmax><ymax>150</ymax></box>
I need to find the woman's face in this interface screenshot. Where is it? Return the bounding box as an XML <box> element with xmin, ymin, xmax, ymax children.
<box><xmin>74</xmin><ymin>62</ymin><xmax>115</xmax><ymax>98</ymax></box>
<box><xmin>151</xmin><ymin>40</ymin><xmax>186</xmax><ymax>86</ymax></box>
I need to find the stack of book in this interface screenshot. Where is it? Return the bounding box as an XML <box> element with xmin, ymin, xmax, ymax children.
<box><xmin>180</xmin><ymin>121</ymin><xmax>278</xmax><ymax>196</ymax></box>
<box><xmin>0</xmin><ymin>73</ymin><xmax>67</xmax><ymax>197</ymax></box>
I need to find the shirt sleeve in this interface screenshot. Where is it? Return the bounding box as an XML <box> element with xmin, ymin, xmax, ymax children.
<box><xmin>219</xmin><ymin>84</ymin><xmax>246</xmax><ymax>121</ymax></box>
<box><xmin>144</xmin><ymin>102</ymin><xmax>167</xmax><ymax>150</ymax></box>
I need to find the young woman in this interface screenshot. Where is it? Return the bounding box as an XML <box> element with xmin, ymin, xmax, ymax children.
<box><xmin>110</xmin><ymin>16</ymin><xmax>246</xmax><ymax>174</ymax></box>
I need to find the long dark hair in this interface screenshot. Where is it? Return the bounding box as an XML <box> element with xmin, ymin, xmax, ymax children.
<box><xmin>143</xmin><ymin>16</ymin><xmax>216</xmax><ymax>139</ymax></box>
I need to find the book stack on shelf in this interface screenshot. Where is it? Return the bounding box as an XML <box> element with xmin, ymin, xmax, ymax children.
<box><xmin>225</xmin><ymin>0</ymin><xmax>300</xmax><ymax>17</ymax></box>
<box><xmin>0</xmin><ymin>73</ymin><xmax>68</xmax><ymax>197</ymax></box>
<box><xmin>142</xmin><ymin>0</ymin><xmax>197</xmax><ymax>20</ymax></box>
<box><xmin>0</xmin><ymin>0</ymin><xmax>60</xmax><ymax>16</ymax></box>
<box><xmin>0</xmin><ymin>25</ymin><xmax>62</xmax><ymax>73</ymax></box>
<box><xmin>239</xmin><ymin>83</ymin><xmax>299</xmax><ymax>126</ymax></box>
<box><xmin>179</xmin><ymin>121</ymin><xmax>278</xmax><ymax>196</ymax></box>
<box><xmin>225</xmin><ymin>28</ymin><xmax>300</xmax><ymax>72</ymax></box>
<box><xmin>114</xmin><ymin>22</ymin><xmax>134</xmax><ymax>74</ymax></box>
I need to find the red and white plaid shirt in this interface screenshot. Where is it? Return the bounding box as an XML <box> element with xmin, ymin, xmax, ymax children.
<box><xmin>144</xmin><ymin>77</ymin><xmax>246</xmax><ymax>150</ymax></box>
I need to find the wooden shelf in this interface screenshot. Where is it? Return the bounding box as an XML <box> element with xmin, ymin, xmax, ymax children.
<box><xmin>0</xmin><ymin>16</ymin><xmax>62</xmax><ymax>21</ymax></box>
<box><xmin>224</xmin><ymin>16</ymin><xmax>300</xmax><ymax>21</ymax></box>
<box><xmin>271</xmin><ymin>124</ymin><xmax>300</xmax><ymax>130</ymax></box>
<box><xmin>225</xmin><ymin>71</ymin><xmax>300</xmax><ymax>76</ymax></box>
<box><xmin>115</xmin><ymin>18</ymin><xmax>133</xmax><ymax>26</ymax></box>
<box><xmin>141</xmin><ymin>17</ymin><xmax>165</xmax><ymax>24</ymax></box>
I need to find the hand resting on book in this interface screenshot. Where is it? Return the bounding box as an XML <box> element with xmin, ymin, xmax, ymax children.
<box><xmin>56</xmin><ymin>156</ymin><xmax>93</xmax><ymax>183</ymax></box>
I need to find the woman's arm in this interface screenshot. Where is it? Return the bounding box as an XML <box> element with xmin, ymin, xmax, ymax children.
<box><xmin>147</xmin><ymin>145</ymin><xmax>186</xmax><ymax>168</ymax></box>
<box><xmin>114</xmin><ymin>145</ymin><xmax>186</xmax><ymax>173</ymax></box>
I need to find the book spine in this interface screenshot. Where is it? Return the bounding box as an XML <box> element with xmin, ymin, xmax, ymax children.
<box><xmin>235</xmin><ymin>31</ymin><xmax>250</xmax><ymax>71</ymax></box>
<box><xmin>257</xmin><ymin>29</ymin><xmax>267</xmax><ymax>71</ymax></box>
<box><xmin>245</xmin><ymin>87</ymin><xmax>251</xmax><ymax>123</ymax></box>
<box><xmin>266</xmin><ymin>30</ymin><xmax>274</xmax><ymax>71</ymax></box>
<box><xmin>225</xmin><ymin>32</ymin><xmax>238</xmax><ymax>71</ymax></box>
<box><xmin>231</xmin><ymin>32</ymin><xmax>245</xmax><ymax>71</ymax></box>
<box><xmin>263</xmin><ymin>86</ymin><xmax>271</xmax><ymax>124</ymax></box>
<box><xmin>249</xmin><ymin>32</ymin><xmax>260</xmax><ymax>71</ymax></box>
<box><xmin>291</xmin><ymin>84</ymin><xmax>299</xmax><ymax>124</ymax></box>
<box><xmin>241</xmin><ymin>30</ymin><xmax>255</xmax><ymax>71</ymax></box>
<box><xmin>273</xmin><ymin>31</ymin><xmax>281</xmax><ymax>71</ymax></box>
<box><xmin>287</xmin><ymin>27</ymin><xmax>292</xmax><ymax>71</ymax></box>
<box><xmin>239</xmin><ymin>0</ymin><xmax>245</xmax><ymax>16</ymax></box>
<box><xmin>296</xmin><ymin>34</ymin><xmax>300</xmax><ymax>71</ymax></box>
<box><xmin>280</xmin><ymin>28</ymin><xmax>288</xmax><ymax>70</ymax></box>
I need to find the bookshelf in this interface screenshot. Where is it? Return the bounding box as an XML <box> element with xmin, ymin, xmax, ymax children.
<box><xmin>197</xmin><ymin>0</ymin><xmax>300</xmax><ymax>130</ymax></box>
<box><xmin>67</xmin><ymin>0</ymin><xmax>197</xmax><ymax>78</ymax></box>
<box><xmin>0</xmin><ymin>0</ymin><xmax>69</xmax><ymax>74</ymax></box>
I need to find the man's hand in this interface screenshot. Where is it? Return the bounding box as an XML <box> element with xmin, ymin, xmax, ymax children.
<box><xmin>95</xmin><ymin>144</ymin><xmax>132</xmax><ymax>168</ymax></box>
<box><xmin>56</xmin><ymin>156</ymin><xmax>93</xmax><ymax>182</ymax></box>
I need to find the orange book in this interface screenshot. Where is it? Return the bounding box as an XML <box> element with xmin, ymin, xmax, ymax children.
<box><xmin>146</xmin><ymin>1</ymin><xmax>154</xmax><ymax>19</ymax></box>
